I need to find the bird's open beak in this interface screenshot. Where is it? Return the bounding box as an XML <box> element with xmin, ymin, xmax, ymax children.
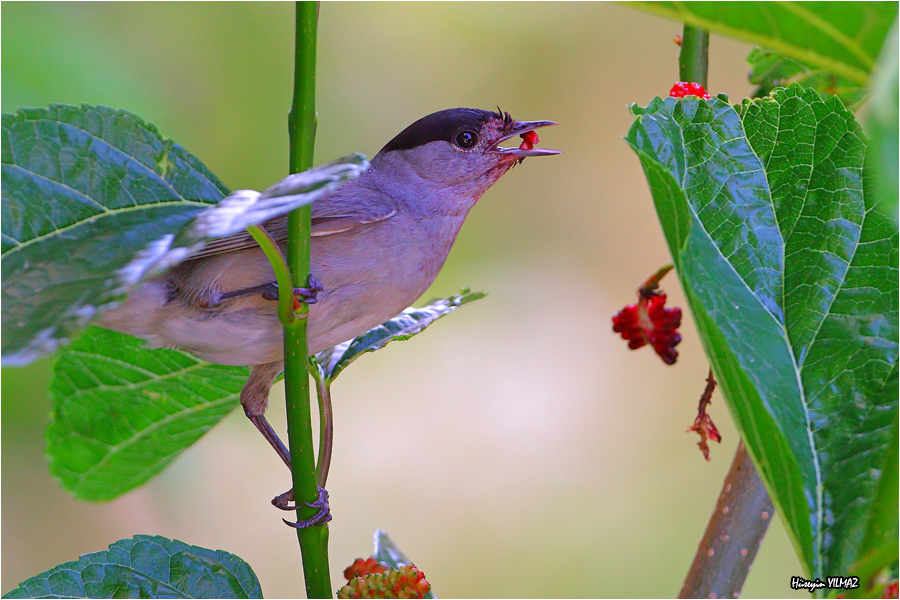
<box><xmin>489</xmin><ymin>120</ymin><xmax>562</xmax><ymax>158</ymax></box>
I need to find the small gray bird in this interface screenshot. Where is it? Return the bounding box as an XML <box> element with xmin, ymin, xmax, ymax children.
<box><xmin>99</xmin><ymin>107</ymin><xmax>559</xmax><ymax>468</ymax></box>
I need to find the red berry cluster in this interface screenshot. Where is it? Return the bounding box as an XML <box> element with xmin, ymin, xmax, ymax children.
<box><xmin>338</xmin><ymin>561</ymin><xmax>431</xmax><ymax>599</ymax></box>
<box><xmin>612</xmin><ymin>291</ymin><xmax>682</xmax><ymax>365</ymax></box>
<box><xmin>883</xmin><ymin>581</ymin><xmax>898</xmax><ymax>599</ymax></box>
<box><xmin>669</xmin><ymin>82</ymin><xmax>711</xmax><ymax>99</ymax></box>
<box><xmin>343</xmin><ymin>557</ymin><xmax>387</xmax><ymax>581</ymax></box>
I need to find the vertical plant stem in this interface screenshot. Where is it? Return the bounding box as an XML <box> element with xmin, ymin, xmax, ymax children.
<box><xmin>676</xmin><ymin>23</ymin><xmax>774</xmax><ymax>599</ymax></box>
<box><xmin>285</xmin><ymin>2</ymin><xmax>331</xmax><ymax>597</ymax></box>
<box><xmin>679</xmin><ymin>24</ymin><xmax>709</xmax><ymax>87</ymax></box>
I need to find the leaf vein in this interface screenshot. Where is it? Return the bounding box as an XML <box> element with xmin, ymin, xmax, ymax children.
<box><xmin>70</xmin><ymin>394</ymin><xmax>238</xmax><ymax>492</ymax></box>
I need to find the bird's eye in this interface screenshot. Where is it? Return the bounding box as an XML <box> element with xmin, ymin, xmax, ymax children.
<box><xmin>454</xmin><ymin>130</ymin><xmax>478</xmax><ymax>149</ymax></box>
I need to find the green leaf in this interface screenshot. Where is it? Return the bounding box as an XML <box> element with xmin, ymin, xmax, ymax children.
<box><xmin>46</xmin><ymin>326</ymin><xmax>246</xmax><ymax>501</ymax></box>
<box><xmin>1</xmin><ymin>104</ymin><xmax>223</xmax><ymax>364</ymax></box>
<box><xmin>1</xmin><ymin>103</ymin><xmax>368</xmax><ymax>365</ymax></box>
<box><xmin>2</xmin><ymin>535</ymin><xmax>262</xmax><ymax>599</ymax></box>
<box><xmin>629</xmin><ymin>2</ymin><xmax>897</xmax><ymax>86</ymax></box>
<box><xmin>372</xmin><ymin>531</ymin><xmax>436</xmax><ymax>600</ymax></box>
<box><xmin>747</xmin><ymin>48</ymin><xmax>867</xmax><ymax>109</ymax></box>
<box><xmin>625</xmin><ymin>85</ymin><xmax>898</xmax><ymax>581</ymax></box>
<box><xmin>311</xmin><ymin>289</ymin><xmax>487</xmax><ymax>383</ymax></box>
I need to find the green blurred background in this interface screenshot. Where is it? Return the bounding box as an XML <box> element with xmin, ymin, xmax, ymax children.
<box><xmin>2</xmin><ymin>3</ymin><xmax>808</xmax><ymax>597</ymax></box>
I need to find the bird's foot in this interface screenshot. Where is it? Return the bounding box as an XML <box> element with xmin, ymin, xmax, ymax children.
<box><xmin>260</xmin><ymin>275</ymin><xmax>324</xmax><ymax>305</ymax></box>
<box><xmin>275</xmin><ymin>487</ymin><xmax>332</xmax><ymax>528</ymax></box>
<box><xmin>271</xmin><ymin>488</ymin><xmax>295</xmax><ymax>510</ymax></box>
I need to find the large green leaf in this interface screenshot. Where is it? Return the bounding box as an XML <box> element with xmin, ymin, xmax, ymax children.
<box><xmin>629</xmin><ymin>2</ymin><xmax>897</xmax><ymax>86</ymax></box>
<box><xmin>1</xmin><ymin>104</ymin><xmax>223</xmax><ymax>363</ymax></box>
<box><xmin>1</xmin><ymin>103</ymin><xmax>367</xmax><ymax>365</ymax></box>
<box><xmin>2</xmin><ymin>535</ymin><xmax>262</xmax><ymax>599</ymax></box>
<box><xmin>46</xmin><ymin>326</ymin><xmax>246</xmax><ymax>501</ymax></box>
<box><xmin>625</xmin><ymin>85</ymin><xmax>898</xmax><ymax>581</ymax></box>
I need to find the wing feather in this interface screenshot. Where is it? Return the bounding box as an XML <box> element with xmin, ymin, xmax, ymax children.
<box><xmin>186</xmin><ymin>187</ymin><xmax>397</xmax><ymax>260</ymax></box>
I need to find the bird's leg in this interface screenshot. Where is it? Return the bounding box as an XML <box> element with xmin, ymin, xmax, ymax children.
<box><xmin>241</xmin><ymin>361</ymin><xmax>291</xmax><ymax>468</ymax></box>
<box><xmin>198</xmin><ymin>283</ymin><xmax>273</xmax><ymax>308</ymax></box>
<box><xmin>242</xmin><ymin>361</ymin><xmax>332</xmax><ymax>529</ymax></box>
<box><xmin>247</xmin><ymin>413</ymin><xmax>292</xmax><ymax>469</ymax></box>
<box><xmin>202</xmin><ymin>275</ymin><xmax>323</xmax><ymax>308</ymax></box>
<box><xmin>218</xmin><ymin>282</ymin><xmax>280</xmax><ymax>304</ymax></box>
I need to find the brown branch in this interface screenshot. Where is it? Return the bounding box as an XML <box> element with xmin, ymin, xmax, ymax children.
<box><xmin>679</xmin><ymin>442</ymin><xmax>775</xmax><ymax>598</ymax></box>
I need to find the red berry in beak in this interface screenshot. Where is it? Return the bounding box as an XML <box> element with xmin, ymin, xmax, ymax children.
<box><xmin>519</xmin><ymin>130</ymin><xmax>539</xmax><ymax>151</ymax></box>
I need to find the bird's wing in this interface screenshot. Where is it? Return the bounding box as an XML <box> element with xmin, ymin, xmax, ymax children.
<box><xmin>310</xmin><ymin>202</ymin><xmax>398</xmax><ymax>237</ymax></box>
<box><xmin>186</xmin><ymin>189</ymin><xmax>398</xmax><ymax>260</ymax></box>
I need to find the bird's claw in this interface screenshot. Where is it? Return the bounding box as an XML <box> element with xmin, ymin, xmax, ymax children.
<box><xmin>271</xmin><ymin>488</ymin><xmax>296</xmax><ymax>510</ymax></box>
<box><xmin>279</xmin><ymin>487</ymin><xmax>332</xmax><ymax>529</ymax></box>
<box><xmin>260</xmin><ymin>275</ymin><xmax>324</xmax><ymax>305</ymax></box>
<box><xmin>307</xmin><ymin>275</ymin><xmax>325</xmax><ymax>293</ymax></box>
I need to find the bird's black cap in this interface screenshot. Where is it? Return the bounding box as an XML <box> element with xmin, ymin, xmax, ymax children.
<box><xmin>381</xmin><ymin>108</ymin><xmax>504</xmax><ymax>153</ymax></box>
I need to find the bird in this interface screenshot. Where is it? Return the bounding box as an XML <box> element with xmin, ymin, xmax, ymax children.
<box><xmin>98</xmin><ymin>107</ymin><xmax>559</xmax><ymax>515</ymax></box>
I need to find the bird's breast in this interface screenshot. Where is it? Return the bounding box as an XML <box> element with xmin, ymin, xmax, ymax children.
<box><xmin>305</xmin><ymin>212</ymin><xmax>466</xmax><ymax>353</ymax></box>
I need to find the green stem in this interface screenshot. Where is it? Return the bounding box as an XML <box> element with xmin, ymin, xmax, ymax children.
<box><xmin>246</xmin><ymin>224</ymin><xmax>296</xmax><ymax>328</ymax></box>
<box><xmin>679</xmin><ymin>24</ymin><xmax>709</xmax><ymax>87</ymax></box>
<box><xmin>639</xmin><ymin>264</ymin><xmax>674</xmax><ymax>295</ymax></box>
<box><xmin>285</xmin><ymin>2</ymin><xmax>331</xmax><ymax>597</ymax></box>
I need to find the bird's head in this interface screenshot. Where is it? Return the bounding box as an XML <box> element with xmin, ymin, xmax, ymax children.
<box><xmin>372</xmin><ymin>108</ymin><xmax>560</xmax><ymax>205</ymax></box>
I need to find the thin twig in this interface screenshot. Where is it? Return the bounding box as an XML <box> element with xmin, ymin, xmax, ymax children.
<box><xmin>687</xmin><ymin>369</ymin><xmax>722</xmax><ymax>461</ymax></box>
